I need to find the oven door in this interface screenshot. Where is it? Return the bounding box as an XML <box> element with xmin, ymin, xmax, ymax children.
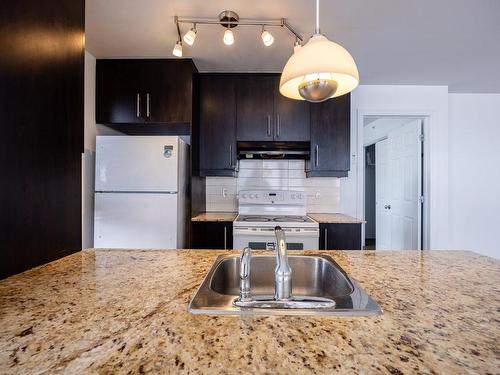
<box><xmin>233</xmin><ymin>226</ymin><xmax>319</xmax><ymax>250</ymax></box>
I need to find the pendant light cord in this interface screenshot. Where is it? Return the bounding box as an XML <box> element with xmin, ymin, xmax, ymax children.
<box><xmin>315</xmin><ymin>0</ymin><xmax>320</xmax><ymax>34</ymax></box>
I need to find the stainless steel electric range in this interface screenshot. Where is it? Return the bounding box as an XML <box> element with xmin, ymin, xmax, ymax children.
<box><xmin>233</xmin><ymin>190</ymin><xmax>319</xmax><ymax>250</ymax></box>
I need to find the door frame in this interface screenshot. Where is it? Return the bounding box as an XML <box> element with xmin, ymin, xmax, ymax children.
<box><xmin>357</xmin><ymin>111</ymin><xmax>430</xmax><ymax>250</ymax></box>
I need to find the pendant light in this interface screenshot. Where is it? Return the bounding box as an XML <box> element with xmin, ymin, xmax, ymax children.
<box><xmin>279</xmin><ymin>0</ymin><xmax>359</xmax><ymax>102</ymax></box>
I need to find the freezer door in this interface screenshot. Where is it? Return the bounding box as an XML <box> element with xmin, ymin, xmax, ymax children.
<box><xmin>94</xmin><ymin>193</ymin><xmax>178</xmax><ymax>249</ymax></box>
<box><xmin>95</xmin><ymin>136</ymin><xmax>179</xmax><ymax>192</ymax></box>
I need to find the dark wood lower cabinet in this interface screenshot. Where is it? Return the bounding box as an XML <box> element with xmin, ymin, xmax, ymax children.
<box><xmin>319</xmin><ymin>223</ymin><xmax>362</xmax><ymax>250</ymax></box>
<box><xmin>191</xmin><ymin>222</ymin><xmax>233</xmax><ymax>250</ymax></box>
<box><xmin>0</xmin><ymin>0</ymin><xmax>84</xmax><ymax>279</ymax></box>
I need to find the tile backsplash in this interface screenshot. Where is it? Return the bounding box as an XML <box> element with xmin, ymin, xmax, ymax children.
<box><xmin>205</xmin><ymin>160</ymin><xmax>340</xmax><ymax>213</ymax></box>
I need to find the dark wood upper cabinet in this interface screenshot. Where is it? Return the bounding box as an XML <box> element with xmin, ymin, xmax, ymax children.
<box><xmin>96</xmin><ymin>59</ymin><xmax>197</xmax><ymax>125</ymax></box>
<box><xmin>193</xmin><ymin>73</ymin><xmax>350</xmax><ymax>178</ymax></box>
<box><xmin>197</xmin><ymin>74</ymin><xmax>237</xmax><ymax>176</ymax></box>
<box><xmin>96</xmin><ymin>60</ymin><xmax>145</xmax><ymax>124</ymax></box>
<box><xmin>273</xmin><ymin>76</ymin><xmax>311</xmax><ymax>142</ymax></box>
<box><xmin>307</xmin><ymin>94</ymin><xmax>351</xmax><ymax>177</ymax></box>
<box><xmin>143</xmin><ymin>60</ymin><xmax>195</xmax><ymax>124</ymax></box>
<box><xmin>236</xmin><ymin>75</ymin><xmax>275</xmax><ymax>141</ymax></box>
<box><xmin>236</xmin><ymin>74</ymin><xmax>310</xmax><ymax>142</ymax></box>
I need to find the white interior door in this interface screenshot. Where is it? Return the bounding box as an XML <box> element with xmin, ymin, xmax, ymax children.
<box><xmin>94</xmin><ymin>192</ymin><xmax>178</xmax><ymax>249</ymax></box>
<box><xmin>375</xmin><ymin>120</ymin><xmax>422</xmax><ymax>250</ymax></box>
<box><xmin>387</xmin><ymin>120</ymin><xmax>422</xmax><ymax>249</ymax></box>
<box><xmin>375</xmin><ymin>139</ymin><xmax>391</xmax><ymax>249</ymax></box>
<box><xmin>95</xmin><ymin>136</ymin><xmax>179</xmax><ymax>192</ymax></box>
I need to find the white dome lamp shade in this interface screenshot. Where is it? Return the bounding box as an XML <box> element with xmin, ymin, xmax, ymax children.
<box><xmin>279</xmin><ymin>0</ymin><xmax>359</xmax><ymax>102</ymax></box>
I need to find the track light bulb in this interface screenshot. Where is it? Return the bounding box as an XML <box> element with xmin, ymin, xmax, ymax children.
<box><xmin>172</xmin><ymin>41</ymin><xmax>183</xmax><ymax>57</ymax></box>
<box><xmin>183</xmin><ymin>27</ymin><xmax>197</xmax><ymax>46</ymax></box>
<box><xmin>223</xmin><ymin>28</ymin><xmax>234</xmax><ymax>45</ymax></box>
<box><xmin>294</xmin><ymin>40</ymin><xmax>302</xmax><ymax>53</ymax></box>
<box><xmin>261</xmin><ymin>29</ymin><xmax>274</xmax><ymax>47</ymax></box>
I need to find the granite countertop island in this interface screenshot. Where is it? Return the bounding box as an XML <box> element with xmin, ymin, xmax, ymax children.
<box><xmin>0</xmin><ymin>250</ymin><xmax>498</xmax><ymax>374</ymax></box>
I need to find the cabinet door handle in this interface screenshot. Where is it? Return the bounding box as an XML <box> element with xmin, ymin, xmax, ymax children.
<box><xmin>267</xmin><ymin>115</ymin><xmax>271</xmax><ymax>137</ymax></box>
<box><xmin>324</xmin><ymin>228</ymin><xmax>328</xmax><ymax>249</ymax></box>
<box><xmin>224</xmin><ymin>226</ymin><xmax>227</xmax><ymax>249</ymax></box>
<box><xmin>315</xmin><ymin>145</ymin><xmax>319</xmax><ymax>167</ymax></box>
<box><xmin>276</xmin><ymin>114</ymin><xmax>280</xmax><ymax>138</ymax></box>
<box><xmin>146</xmin><ymin>93</ymin><xmax>151</xmax><ymax>117</ymax></box>
<box><xmin>229</xmin><ymin>144</ymin><xmax>233</xmax><ymax>167</ymax></box>
<box><xmin>136</xmin><ymin>93</ymin><xmax>140</xmax><ymax>118</ymax></box>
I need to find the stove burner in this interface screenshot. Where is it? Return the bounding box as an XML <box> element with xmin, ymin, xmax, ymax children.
<box><xmin>241</xmin><ymin>216</ymin><xmax>271</xmax><ymax>222</ymax></box>
<box><xmin>273</xmin><ymin>216</ymin><xmax>307</xmax><ymax>222</ymax></box>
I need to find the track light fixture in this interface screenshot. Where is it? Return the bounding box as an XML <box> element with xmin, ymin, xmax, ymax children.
<box><xmin>172</xmin><ymin>17</ymin><xmax>183</xmax><ymax>57</ymax></box>
<box><xmin>261</xmin><ymin>26</ymin><xmax>274</xmax><ymax>47</ymax></box>
<box><xmin>183</xmin><ymin>24</ymin><xmax>197</xmax><ymax>46</ymax></box>
<box><xmin>172</xmin><ymin>12</ymin><xmax>302</xmax><ymax>56</ymax></box>
<box><xmin>172</xmin><ymin>40</ymin><xmax>182</xmax><ymax>57</ymax></box>
<box><xmin>223</xmin><ymin>28</ymin><xmax>235</xmax><ymax>45</ymax></box>
<box><xmin>293</xmin><ymin>39</ymin><xmax>302</xmax><ymax>53</ymax></box>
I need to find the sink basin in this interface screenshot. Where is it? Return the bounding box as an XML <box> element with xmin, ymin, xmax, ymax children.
<box><xmin>189</xmin><ymin>254</ymin><xmax>382</xmax><ymax>316</ymax></box>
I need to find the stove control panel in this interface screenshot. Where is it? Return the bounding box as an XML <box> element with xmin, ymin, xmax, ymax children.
<box><xmin>239</xmin><ymin>190</ymin><xmax>305</xmax><ymax>205</ymax></box>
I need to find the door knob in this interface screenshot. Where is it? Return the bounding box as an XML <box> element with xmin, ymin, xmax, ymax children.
<box><xmin>384</xmin><ymin>204</ymin><xmax>391</xmax><ymax>210</ymax></box>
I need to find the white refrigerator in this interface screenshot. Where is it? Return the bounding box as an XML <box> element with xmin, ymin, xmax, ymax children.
<box><xmin>94</xmin><ymin>136</ymin><xmax>189</xmax><ymax>249</ymax></box>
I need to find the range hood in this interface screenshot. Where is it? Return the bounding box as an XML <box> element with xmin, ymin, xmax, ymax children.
<box><xmin>237</xmin><ymin>141</ymin><xmax>310</xmax><ymax>160</ymax></box>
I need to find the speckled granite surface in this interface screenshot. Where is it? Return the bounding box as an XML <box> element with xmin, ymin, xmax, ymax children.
<box><xmin>0</xmin><ymin>250</ymin><xmax>498</xmax><ymax>374</ymax></box>
<box><xmin>308</xmin><ymin>213</ymin><xmax>365</xmax><ymax>224</ymax></box>
<box><xmin>191</xmin><ymin>212</ymin><xmax>237</xmax><ymax>222</ymax></box>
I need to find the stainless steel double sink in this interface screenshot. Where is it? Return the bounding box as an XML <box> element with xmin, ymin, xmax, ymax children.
<box><xmin>189</xmin><ymin>254</ymin><xmax>382</xmax><ymax>317</ymax></box>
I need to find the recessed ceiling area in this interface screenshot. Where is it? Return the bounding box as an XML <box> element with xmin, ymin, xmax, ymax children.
<box><xmin>85</xmin><ymin>0</ymin><xmax>500</xmax><ymax>93</ymax></box>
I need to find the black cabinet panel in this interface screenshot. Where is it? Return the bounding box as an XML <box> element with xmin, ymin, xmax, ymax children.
<box><xmin>193</xmin><ymin>74</ymin><xmax>349</xmax><ymax>177</ymax></box>
<box><xmin>191</xmin><ymin>222</ymin><xmax>233</xmax><ymax>249</ymax></box>
<box><xmin>308</xmin><ymin>94</ymin><xmax>351</xmax><ymax>177</ymax></box>
<box><xmin>273</xmin><ymin>77</ymin><xmax>310</xmax><ymax>142</ymax></box>
<box><xmin>319</xmin><ymin>223</ymin><xmax>361</xmax><ymax>250</ymax></box>
<box><xmin>197</xmin><ymin>74</ymin><xmax>237</xmax><ymax>175</ymax></box>
<box><xmin>0</xmin><ymin>0</ymin><xmax>84</xmax><ymax>279</ymax></box>
<box><xmin>144</xmin><ymin>60</ymin><xmax>195</xmax><ymax>124</ymax></box>
<box><xmin>96</xmin><ymin>59</ymin><xmax>196</xmax><ymax>125</ymax></box>
<box><xmin>97</xmin><ymin>60</ymin><xmax>145</xmax><ymax>124</ymax></box>
<box><xmin>236</xmin><ymin>75</ymin><xmax>275</xmax><ymax>141</ymax></box>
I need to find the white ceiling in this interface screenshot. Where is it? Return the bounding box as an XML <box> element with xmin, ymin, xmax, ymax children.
<box><xmin>86</xmin><ymin>0</ymin><xmax>500</xmax><ymax>93</ymax></box>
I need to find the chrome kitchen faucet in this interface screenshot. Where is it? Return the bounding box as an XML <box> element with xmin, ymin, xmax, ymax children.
<box><xmin>273</xmin><ymin>226</ymin><xmax>293</xmax><ymax>300</ymax></box>
<box><xmin>235</xmin><ymin>226</ymin><xmax>294</xmax><ymax>305</ymax></box>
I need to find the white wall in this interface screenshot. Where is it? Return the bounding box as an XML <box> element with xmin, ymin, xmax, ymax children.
<box><xmin>345</xmin><ymin>85</ymin><xmax>450</xmax><ymax>250</ymax></box>
<box><xmin>448</xmin><ymin>94</ymin><xmax>500</xmax><ymax>259</ymax></box>
<box><xmin>206</xmin><ymin>160</ymin><xmax>340</xmax><ymax>213</ymax></box>
<box><xmin>82</xmin><ymin>51</ymin><xmax>123</xmax><ymax>249</ymax></box>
